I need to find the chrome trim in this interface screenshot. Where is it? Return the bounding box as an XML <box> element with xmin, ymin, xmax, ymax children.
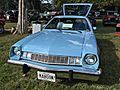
<box><xmin>8</xmin><ymin>60</ymin><xmax>101</xmax><ymax>75</ymax></box>
<box><xmin>31</xmin><ymin>53</ymin><xmax>69</xmax><ymax>65</ymax></box>
<box><xmin>22</xmin><ymin>52</ymin><xmax>81</xmax><ymax>65</ymax></box>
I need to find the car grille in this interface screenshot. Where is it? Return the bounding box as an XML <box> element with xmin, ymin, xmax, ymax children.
<box><xmin>31</xmin><ymin>53</ymin><xmax>69</xmax><ymax>65</ymax></box>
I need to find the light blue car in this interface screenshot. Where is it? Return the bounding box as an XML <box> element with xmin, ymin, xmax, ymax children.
<box><xmin>8</xmin><ymin>3</ymin><xmax>101</xmax><ymax>82</ymax></box>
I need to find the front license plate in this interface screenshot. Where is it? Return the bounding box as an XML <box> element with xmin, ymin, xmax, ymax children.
<box><xmin>37</xmin><ymin>71</ymin><xmax>56</xmax><ymax>82</ymax></box>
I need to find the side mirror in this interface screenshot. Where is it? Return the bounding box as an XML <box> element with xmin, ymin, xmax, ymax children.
<box><xmin>93</xmin><ymin>27</ymin><xmax>97</xmax><ymax>30</ymax></box>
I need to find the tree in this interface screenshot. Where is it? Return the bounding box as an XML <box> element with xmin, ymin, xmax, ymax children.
<box><xmin>13</xmin><ymin>0</ymin><xmax>27</xmax><ymax>34</ymax></box>
<box><xmin>13</xmin><ymin>0</ymin><xmax>42</xmax><ymax>34</ymax></box>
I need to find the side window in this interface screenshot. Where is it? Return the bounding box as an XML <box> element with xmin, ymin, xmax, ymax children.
<box><xmin>73</xmin><ymin>19</ymin><xmax>90</xmax><ymax>30</ymax></box>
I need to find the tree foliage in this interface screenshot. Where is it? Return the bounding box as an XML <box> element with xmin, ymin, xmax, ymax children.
<box><xmin>0</xmin><ymin>0</ymin><xmax>120</xmax><ymax>10</ymax></box>
<box><xmin>53</xmin><ymin>0</ymin><xmax>120</xmax><ymax>9</ymax></box>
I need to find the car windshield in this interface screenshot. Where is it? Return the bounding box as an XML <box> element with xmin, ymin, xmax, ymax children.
<box><xmin>45</xmin><ymin>18</ymin><xmax>90</xmax><ymax>31</ymax></box>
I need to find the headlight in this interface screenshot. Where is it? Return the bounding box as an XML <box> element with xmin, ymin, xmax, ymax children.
<box><xmin>84</xmin><ymin>54</ymin><xmax>97</xmax><ymax>65</ymax></box>
<box><xmin>13</xmin><ymin>47</ymin><xmax>21</xmax><ymax>56</ymax></box>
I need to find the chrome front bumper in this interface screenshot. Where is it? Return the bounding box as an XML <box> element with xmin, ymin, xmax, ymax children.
<box><xmin>8</xmin><ymin>59</ymin><xmax>101</xmax><ymax>76</ymax></box>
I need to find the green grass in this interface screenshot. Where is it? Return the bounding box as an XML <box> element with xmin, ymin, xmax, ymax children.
<box><xmin>4</xmin><ymin>23</ymin><xmax>17</xmax><ymax>30</ymax></box>
<box><xmin>0</xmin><ymin>20</ymin><xmax>120</xmax><ymax>90</ymax></box>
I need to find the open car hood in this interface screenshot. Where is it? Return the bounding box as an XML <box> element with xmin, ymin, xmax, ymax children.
<box><xmin>63</xmin><ymin>3</ymin><xmax>93</xmax><ymax>16</ymax></box>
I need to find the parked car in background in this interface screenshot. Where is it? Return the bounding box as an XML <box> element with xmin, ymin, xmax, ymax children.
<box><xmin>48</xmin><ymin>10</ymin><xmax>59</xmax><ymax>19</ymax></box>
<box><xmin>41</xmin><ymin>11</ymin><xmax>51</xmax><ymax>20</ymax></box>
<box><xmin>103</xmin><ymin>11</ymin><xmax>119</xmax><ymax>26</ymax></box>
<box><xmin>0</xmin><ymin>11</ymin><xmax>6</xmax><ymax>33</ymax></box>
<box><xmin>88</xmin><ymin>11</ymin><xmax>96</xmax><ymax>27</ymax></box>
<box><xmin>8</xmin><ymin>3</ymin><xmax>101</xmax><ymax>82</ymax></box>
<box><xmin>28</xmin><ymin>11</ymin><xmax>39</xmax><ymax>23</ymax></box>
<box><xmin>38</xmin><ymin>10</ymin><xmax>59</xmax><ymax>21</ymax></box>
<box><xmin>94</xmin><ymin>11</ymin><xmax>100</xmax><ymax>18</ymax></box>
<box><xmin>116</xmin><ymin>22</ymin><xmax>120</xmax><ymax>32</ymax></box>
<box><xmin>5</xmin><ymin>10</ymin><xmax>18</xmax><ymax>22</ymax></box>
<box><xmin>98</xmin><ymin>9</ymin><xmax>106</xmax><ymax>18</ymax></box>
<box><xmin>115</xmin><ymin>22</ymin><xmax>120</xmax><ymax>36</ymax></box>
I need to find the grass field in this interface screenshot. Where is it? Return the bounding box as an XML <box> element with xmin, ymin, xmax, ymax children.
<box><xmin>4</xmin><ymin>23</ymin><xmax>17</xmax><ymax>29</ymax></box>
<box><xmin>0</xmin><ymin>21</ymin><xmax>120</xmax><ymax>90</ymax></box>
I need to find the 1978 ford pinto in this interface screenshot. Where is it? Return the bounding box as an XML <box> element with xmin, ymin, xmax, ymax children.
<box><xmin>8</xmin><ymin>3</ymin><xmax>101</xmax><ymax>82</ymax></box>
